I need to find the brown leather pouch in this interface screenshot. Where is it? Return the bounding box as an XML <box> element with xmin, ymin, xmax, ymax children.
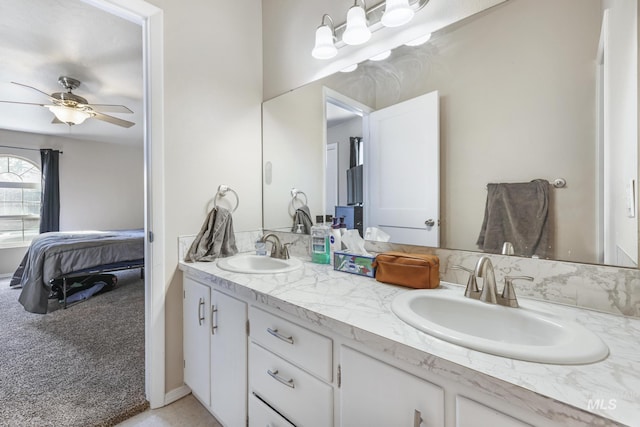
<box><xmin>372</xmin><ymin>251</ymin><xmax>440</xmax><ymax>289</ymax></box>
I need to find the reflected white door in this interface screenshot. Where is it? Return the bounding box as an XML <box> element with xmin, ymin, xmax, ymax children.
<box><xmin>367</xmin><ymin>91</ymin><xmax>439</xmax><ymax>246</ymax></box>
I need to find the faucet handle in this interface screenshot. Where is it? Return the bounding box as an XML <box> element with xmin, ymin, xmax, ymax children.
<box><xmin>281</xmin><ymin>243</ymin><xmax>291</xmax><ymax>260</ymax></box>
<box><xmin>501</xmin><ymin>276</ymin><xmax>533</xmax><ymax>308</ymax></box>
<box><xmin>451</xmin><ymin>264</ymin><xmax>480</xmax><ymax>298</ymax></box>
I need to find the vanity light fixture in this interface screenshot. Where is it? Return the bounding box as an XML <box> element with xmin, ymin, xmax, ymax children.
<box><xmin>312</xmin><ymin>14</ymin><xmax>338</xmax><ymax>59</ymax></box>
<box><xmin>311</xmin><ymin>0</ymin><xmax>430</xmax><ymax>59</ymax></box>
<box><xmin>369</xmin><ymin>50</ymin><xmax>391</xmax><ymax>61</ymax></box>
<box><xmin>404</xmin><ymin>32</ymin><xmax>432</xmax><ymax>46</ymax></box>
<box><xmin>381</xmin><ymin>0</ymin><xmax>415</xmax><ymax>27</ymax></box>
<box><xmin>47</xmin><ymin>105</ymin><xmax>92</xmax><ymax>125</ymax></box>
<box><xmin>343</xmin><ymin>0</ymin><xmax>371</xmax><ymax>46</ymax></box>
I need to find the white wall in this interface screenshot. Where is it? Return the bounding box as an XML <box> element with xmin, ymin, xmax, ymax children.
<box><xmin>0</xmin><ymin>129</ymin><xmax>144</xmax><ymax>275</ymax></box>
<box><xmin>146</xmin><ymin>0</ymin><xmax>263</xmax><ymax>393</ymax></box>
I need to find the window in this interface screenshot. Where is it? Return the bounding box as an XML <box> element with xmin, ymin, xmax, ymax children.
<box><xmin>0</xmin><ymin>155</ymin><xmax>41</xmax><ymax>245</ymax></box>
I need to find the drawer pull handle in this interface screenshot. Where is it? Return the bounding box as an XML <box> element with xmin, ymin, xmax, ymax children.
<box><xmin>198</xmin><ymin>298</ymin><xmax>205</xmax><ymax>326</ymax></box>
<box><xmin>267</xmin><ymin>369</ymin><xmax>295</xmax><ymax>388</ymax></box>
<box><xmin>267</xmin><ymin>327</ymin><xmax>294</xmax><ymax>344</ymax></box>
<box><xmin>211</xmin><ymin>305</ymin><xmax>218</xmax><ymax>335</ymax></box>
<box><xmin>414</xmin><ymin>409</ymin><xmax>423</xmax><ymax>427</ymax></box>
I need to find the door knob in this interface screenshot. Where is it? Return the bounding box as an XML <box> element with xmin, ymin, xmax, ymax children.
<box><xmin>424</xmin><ymin>219</ymin><xmax>435</xmax><ymax>227</ymax></box>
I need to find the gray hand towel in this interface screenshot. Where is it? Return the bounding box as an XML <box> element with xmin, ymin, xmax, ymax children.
<box><xmin>291</xmin><ymin>204</ymin><xmax>313</xmax><ymax>234</ymax></box>
<box><xmin>185</xmin><ymin>206</ymin><xmax>238</xmax><ymax>262</ymax></box>
<box><xmin>477</xmin><ymin>179</ymin><xmax>551</xmax><ymax>258</ymax></box>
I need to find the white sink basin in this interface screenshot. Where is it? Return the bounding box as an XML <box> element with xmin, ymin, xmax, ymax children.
<box><xmin>217</xmin><ymin>253</ymin><xmax>303</xmax><ymax>274</ymax></box>
<box><xmin>391</xmin><ymin>288</ymin><xmax>609</xmax><ymax>364</ymax></box>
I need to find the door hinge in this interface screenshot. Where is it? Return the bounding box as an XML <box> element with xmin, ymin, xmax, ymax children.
<box><xmin>246</xmin><ymin>319</ymin><xmax>250</xmax><ymax>336</ymax></box>
<box><xmin>183</xmin><ymin>290</ymin><xmax>185</xmax><ymax>299</ymax></box>
<box><xmin>183</xmin><ymin>359</ymin><xmax>185</xmax><ymax>369</ymax></box>
<box><xmin>148</xmin><ymin>230</ymin><xmax>154</xmax><ymax>242</ymax></box>
<box><xmin>246</xmin><ymin>415</ymin><xmax>249</xmax><ymax>427</ymax></box>
<box><xmin>337</xmin><ymin>364</ymin><xmax>341</xmax><ymax>388</ymax></box>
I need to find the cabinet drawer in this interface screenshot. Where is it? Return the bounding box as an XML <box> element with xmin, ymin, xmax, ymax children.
<box><xmin>250</xmin><ymin>342</ymin><xmax>333</xmax><ymax>427</ymax></box>
<box><xmin>249</xmin><ymin>392</ymin><xmax>295</xmax><ymax>427</ymax></box>
<box><xmin>249</xmin><ymin>306</ymin><xmax>333</xmax><ymax>381</ymax></box>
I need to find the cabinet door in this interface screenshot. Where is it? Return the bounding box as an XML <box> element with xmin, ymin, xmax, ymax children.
<box><xmin>183</xmin><ymin>276</ymin><xmax>211</xmax><ymax>406</ymax></box>
<box><xmin>456</xmin><ymin>396</ymin><xmax>532</xmax><ymax>427</ymax></box>
<box><xmin>210</xmin><ymin>289</ymin><xmax>248</xmax><ymax>427</ymax></box>
<box><xmin>340</xmin><ymin>346</ymin><xmax>444</xmax><ymax>427</ymax></box>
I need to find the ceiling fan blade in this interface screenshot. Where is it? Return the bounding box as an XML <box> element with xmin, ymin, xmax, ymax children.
<box><xmin>0</xmin><ymin>100</ymin><xmax>46</xmax><ymax>107</ymax></box>
<box><xmin>83</xmin><ymin>103</ymin><xmax>133</xmax><ymax>114</ymax></box>
<box><xmin>92</xmin><ymin>111</ymin><xmax>135</xmax><ymax>128</ymax></box>
<box><xmin>11</xmin><ymin>82</ymin><xmax>55</xmax><ymax>100</ymax></box>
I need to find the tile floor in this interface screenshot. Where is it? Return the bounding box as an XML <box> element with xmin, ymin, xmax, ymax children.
<box><xmin>116</xmin><ymin>395</ymin><xmax>222</xmax><ymax>427</ymax></box>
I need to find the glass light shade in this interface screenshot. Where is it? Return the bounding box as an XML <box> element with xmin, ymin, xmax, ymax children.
<box><xmin>370</xmin><ymin>50</ymin><xmax>391</xmax><ymax>61</ymax></box>
<box><xmin>312</xmin><ymin>25</ymin><xmax>337</xmax><ymax>59</ymax></box>
<box><xmin>47</xmin><ymin>106</ymin><xmax>91</xmax><ymax>125</ymax></box>
<box><xmin>342</xmin><ymin>6</ymin><xmax>371</xmax><ymax>46</ymax></box>
<box><xmin>405</xmin><ymin>33</ymin><xmax>432</xmax><ymax>46</ymax></box>
<box><xmin>381</xmin><ymin>0</ymin><xmax>415</xmax><ymax>27</ymax></box>
<box><xmin>340</xmin><ymin>64</ymin><xmax>358</xmax><ymax>73</ymax></box>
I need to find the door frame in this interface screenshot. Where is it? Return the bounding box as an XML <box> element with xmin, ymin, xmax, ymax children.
<box><xmin>81</xmin><ymin>0</ymin><xmax>166</xmax><ymax>408</ymax></box>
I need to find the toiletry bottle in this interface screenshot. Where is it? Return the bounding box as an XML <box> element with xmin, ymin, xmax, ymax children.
<box><xmin>310</xmin><ymin>215</ymin><xmax>330</xmax><ymax>264</ymax></box>
<box><xmin>329</xmin><ymin>217</ymin><xmax>342</xmax><ymax>265</ymax></box>
<box><xmin>339</xmin><ymin>216</ymin><xmax>347</xmax><ymax>236</ymax></box>
<box><xmin>255</xmin><ymin>239</ymin><xmax>267</xmax><ymax>256</ymax></box>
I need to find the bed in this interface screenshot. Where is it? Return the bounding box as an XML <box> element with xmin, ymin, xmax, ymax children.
<box><xmin>10</xmin><ymin>229</ymin><xmax>145</xmax><ymax>313</ymax></box>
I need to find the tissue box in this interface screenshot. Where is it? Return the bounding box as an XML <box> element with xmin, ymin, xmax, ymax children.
<box><xmin>333</xmin><ymin>251</ymin><xmax>376</xmax><ymax>278</ymax></box>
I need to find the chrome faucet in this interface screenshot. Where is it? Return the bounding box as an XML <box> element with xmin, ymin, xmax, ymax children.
<box><xmin>472</xmin><ymin>256</ymin><xmax>533</xmax><ymax>307</ymax></box>
<box><xmin>475</xmin><ymin>256</ymin><xmax>498</xmax><ymax>304</ymax></box>
<box><xmin>260</xmin><ymin>233</ymin><xmax>290</xmax><ymax>260</ymax></box>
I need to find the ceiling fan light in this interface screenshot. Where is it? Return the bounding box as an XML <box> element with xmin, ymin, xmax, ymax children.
<box><xmin>340</xmin><ymin>64</ymin><xmax>358</xmax><ymax>73</ymax></box>
<box><xmin>343</xmin><ymin>5</ymin><xmax>371</xmax><ymax>46</ymax></box>
<box><xmin>312</xmin><ymin>24</ymin><xmax>338</xmax><ymax>59</ymax></box>
<box><xmin>48</xmin><ymin>105</ymin><xmax>91</xmax><ymax>125</ymax></box>
<box><xmin>381</xmin><ymin>0</ymin><xmax>415</xmax><ymax>27</ymax></box>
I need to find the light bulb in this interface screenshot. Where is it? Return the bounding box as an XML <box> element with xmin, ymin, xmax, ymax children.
<box><xmin>370</xmin><ymin>50</ymin><xmax>391</xmax><ymax>61</ymax></box>
<box><xmin>405</xmin><ymin>33</ymin><xmax>432</xmax><ymax>46</ymax></box>
<box><xmin>340</xmin><ymin>64</ymin><xmax>358</xmax><ymax>72</ymax></box>
<box><xmin>342</xmin><ymin>5</ymin><xmax>371</xmax><ymax>46</ymax></box>
<box><xmin>312</xmin><ymin>25</ymin><xmax>337</xmax><ymax>59</ymax></box>
<box><xmin>381</xmin><ymin>0</ymin><xmax>414</xmax><ymax>27</ymax></box>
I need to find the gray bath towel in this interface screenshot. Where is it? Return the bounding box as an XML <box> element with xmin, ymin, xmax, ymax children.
<box><xmin>185</xmin><ymin>206</ymin><xmax>238</xmax><ymax>262</ymax></box>
<box><xmin>477</xmin><ymin>179</ymin><xmax>551</xmax><ymax>258</ymax></box>
<box><xmin>291</xmin><ymin>205</ymin><xmax>313</xmax><ymax>234</ymax></box>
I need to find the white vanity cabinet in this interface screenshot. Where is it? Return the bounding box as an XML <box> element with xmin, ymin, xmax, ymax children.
<box><xmin>340</xmin><ymin>346</ymin><xmax>445</xmax><ymax>427</ymax></box>
<box><xmin>248</xmin><ymin>306</ymin><xmax>334</xmax><ymax>427</ymax></box>
<box><xmin>183</xmin><ymin>275</ymin><xmax>247</xmax><ymax>427</ymax></box>
<box><xmin>456</xmin><ymin>396</ymin><xmax>532</xmax><ymax>427</ymax></box>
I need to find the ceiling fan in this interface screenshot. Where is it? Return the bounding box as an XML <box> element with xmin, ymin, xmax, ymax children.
<box><xmin>0</xmin><ymin>76</ymin><xmax>135</xmax><ymax>128</ymax></box>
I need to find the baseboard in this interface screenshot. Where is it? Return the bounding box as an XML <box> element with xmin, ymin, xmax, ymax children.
<box><xmin>164</xmin><ymin>385</ymin><xmax>191</xmax><ymax>406</ymax></box>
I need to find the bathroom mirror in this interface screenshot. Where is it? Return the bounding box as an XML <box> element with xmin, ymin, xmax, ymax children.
<box><xmin>262</xmin><ymin>0</ymin><xmax>638</xmax><ymax>268</ymax></box>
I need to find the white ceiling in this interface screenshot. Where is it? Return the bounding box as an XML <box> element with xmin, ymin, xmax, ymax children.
<box><xmin>0</xmin><ymin>0</ymin><xmax>143</xmax><ymax>146</ymax></box>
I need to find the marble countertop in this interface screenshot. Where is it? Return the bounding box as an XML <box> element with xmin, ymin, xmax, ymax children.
<box><xmin>179</xmin><ymin>256</ymin><xmax>640</xmax><ymax>426</ymax></box>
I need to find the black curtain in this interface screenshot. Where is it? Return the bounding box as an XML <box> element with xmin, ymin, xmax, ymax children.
<box><xmin>39</xmin><ymin>149</ymin><xmax>60</xmax><ymax>233</ymax></box>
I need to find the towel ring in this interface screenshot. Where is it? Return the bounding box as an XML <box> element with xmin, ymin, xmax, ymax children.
<box><xmin>290</xmin><ymin>188</ymin><xmax>308</xmax><ymax>206</ymax></box>
<box><xmin>213</xmin><ymin>184</ymin><xmax>239</xmax><ymax>213</ymax></box>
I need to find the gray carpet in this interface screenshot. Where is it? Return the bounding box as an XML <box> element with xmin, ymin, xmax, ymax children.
<box><xmin>0</xmin><ymin>270</ymin><xmax>148</xmax><ymax>426</ymax></box>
